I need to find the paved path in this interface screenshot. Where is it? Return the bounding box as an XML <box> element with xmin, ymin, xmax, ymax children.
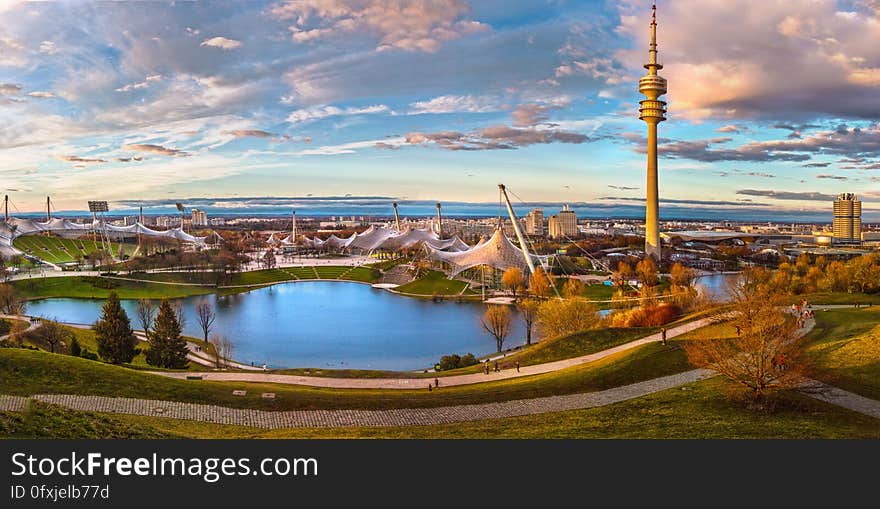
<box><xmin>151</xmin><ymin>317</ymin><xmax>716</xmax><ymax>389</ymax></box>
<box><xmin>0</xmin><ymin>369</ymin><xmax>716</xmax><ymax>429</ymax></box>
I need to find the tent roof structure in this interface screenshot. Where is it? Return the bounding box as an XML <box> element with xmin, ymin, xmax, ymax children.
<box><xmin>427</xmin><ymin>227</ymin><xmax>539</xmax><ymax>277</ymax></box>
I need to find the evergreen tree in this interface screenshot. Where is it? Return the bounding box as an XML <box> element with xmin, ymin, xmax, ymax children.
<box><xmin>69</xmin><ymin>337</ymin><xmax>81</xmax><ymax>357</ymax></box>
<box><xmin>94</xmin><ymin>292</ymin><xmax>138</xmax><ymax>364</ymax></box>
<box><xmin>145</xmin><ymin>300</ymin><xmax>189</xmax><ymax>369</ymax></box>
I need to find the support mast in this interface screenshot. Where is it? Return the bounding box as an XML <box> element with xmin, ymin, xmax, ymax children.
<box><xmin>498</xmin><ymin>184</ymin><xmax>536</xmax><ymax>275</ymax></box>
<box><xmin>392</xmin><ymin>203</ymin><xmax>401</xmax><ymax>232</ymax></box>
<box><xmin>435</xmin><ymin>202</ymin><xmax>443</xmax><ymax>239</ymax></box>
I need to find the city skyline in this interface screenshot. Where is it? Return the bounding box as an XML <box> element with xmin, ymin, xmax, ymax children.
<box><xmin>4</xmin><ymin>0</ymin><xmax>880</xmax><ymax>213</ymax></box>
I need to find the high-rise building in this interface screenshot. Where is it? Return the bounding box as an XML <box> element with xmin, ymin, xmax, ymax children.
<box><xmin>525</xmin><ymin>208</ymin><xmax>544</xmax><ymax>236</ymax></box>
<box><xmin>548</xmin><ymin>205</ymin><xmax>577</xmax><ymax>239</ymax></box>
<box><xmin>638</xmin><ymin>2</ymin><xmax>667</xmax><ymax>259</ymax></box>
<box><xmin>833</xmin><ymin>193</ymin><xmax>861</xmax><ymax>244</ymax></box>
<box><xmin>191</xmin><ymin>208</ymin><xmax>208</xmax><ymax>227</ymax></box>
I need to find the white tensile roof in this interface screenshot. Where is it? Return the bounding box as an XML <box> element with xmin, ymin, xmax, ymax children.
<box><xmin>427</xmin><ymin>227</ymin><xmax>539</xmax><ymax>277</ymax></box>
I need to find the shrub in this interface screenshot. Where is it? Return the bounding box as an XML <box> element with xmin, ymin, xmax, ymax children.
<box><xmin>608</xmin><ymin>303</ymin><xmax>682</xmax><ymax>327</ymax></box>
<box><xmin>437</xmin><ymin>352</ymin><xmax>478</xmax><ymax>371</ymax></box>
<box><xmin>69</xmin><ymin>337</ymin><xmax>81</xmax><ymax>357</ymax></box>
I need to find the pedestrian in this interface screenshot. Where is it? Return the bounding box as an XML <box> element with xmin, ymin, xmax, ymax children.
<box><xmin>515</xmin><ymin>361</ymin><xmax>520</xmax><ymax>373</ymax></box>
<box><xmin>494</xmin><ymin>360</ymin><xmax>500</xmax><ymax>372</ymax></box>
<box><xmin>428</xmin><ymin>384</ymin><xmax>432</xmax><ymax>392</ymax></box>
<box><xmin>661</xmin><ymin>327</ymin><xmax>667</xmax><ymax>346</ymax></box>
<box><xmin>485</xmin><ymin>361</ymin><xmax>490</xmax><ymax>375</ymax></box>
<box><xmin>434</xmin><ymin>378</ymin><xmax>439</xmax><ymax>388</ymax></box>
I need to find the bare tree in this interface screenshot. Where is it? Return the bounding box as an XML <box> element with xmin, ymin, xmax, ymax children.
<box><xmin>30</xmin><ymin>319</ymin><xmax>75</xmax><ymax>354</ymax></box>
<box><xmin>195</xmin><ymin>300</ymin><xmax>216</xmax><ymax>343</ymax></box>
<box><xmin>517</xmin><ymin>298</ymin><xmax>540</xmax><ymax>345</ymax></box>
<box><xmin>481</xmin><ymin>305</ymin><xmax>512</xmax><ymax>353</ymax></box>
<box><xmin>682</xmin><ymin>270</ymin><xmax>813</xmax><ymax>404</ymax></box>
<box><xmin>171</xmin><ymin>301</ymin><xmax>186</xmax><ymax>329</ymax></box>
<box><xmin>135</xmin><ymin>299</ymin><xmax>157</xmax><ymax>340</ymax></box>
<box><xmin>0</xmin><ymin>284</ymin><xmax>22</xmax><ymax>315</ymax></box>
<box><xmin>209</xmin><ymin>333</ymin><xmax>234</xmax><ymax>368</ymax></box>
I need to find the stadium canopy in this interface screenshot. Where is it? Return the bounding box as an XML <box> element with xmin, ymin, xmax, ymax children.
<box><xmin>293</xmin><ymin>225</ymin><xmax>469</xmax><ymax>254</ymax></box>
<box><xmin>0</xmin><ymin>217</ymin><xmax>208</xmax><ymax>257</ymax></box>
<box><xmin>426</xmin><ymin>227</ymin><xmax>540</xmax><ymax>277</ymax></box>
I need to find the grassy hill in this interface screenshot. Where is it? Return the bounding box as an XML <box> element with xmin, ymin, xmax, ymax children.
<box><xmin>13</xmin><ymin>235</ymin><xmax>136</xmax><ymax>265</ymax></box>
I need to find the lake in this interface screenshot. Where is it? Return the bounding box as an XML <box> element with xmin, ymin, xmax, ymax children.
<box><xmin>25</xmin><ymin>281</ymin><xmax>526</xmax><ymax>371</ymax></box>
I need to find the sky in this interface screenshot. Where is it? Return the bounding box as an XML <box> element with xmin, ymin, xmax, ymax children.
<box><xmin>3</xmin><ymin>0</ymin><xmax>880</xmax><ymax>218</ymax></box>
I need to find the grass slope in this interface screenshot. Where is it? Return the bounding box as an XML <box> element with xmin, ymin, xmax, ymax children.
<box><xmin>804</xmin><ymin>307</ymin><xmax>880</xmax><ymax>400</ymax></box>
<box><xmin>12</xmin><ymin>276</ymin><xmax>213</xmax><ymax>300</ymax></box>
<box><xmin>396</xmin><ymin>270</ymin><xmax>473</xmax><ymax>296</ymax></box>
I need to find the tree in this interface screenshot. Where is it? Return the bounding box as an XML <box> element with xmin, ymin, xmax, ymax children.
<box><xmin>135</xmin><ymin>299</ymin><xmax>157</xmax><ymax>340</ymax></box>
<box><xmin>0</xmin><ymin>284</ymin><xmax>22</xmax><ymax>315</ymax></box>
<box><xmin>562</xmin><ymin>277</ymin><xmax>586</xmax><ymax>299</ymax></box>
<box><xmin>669</xmin><ymin>262</ymin><xmax>696</xmax><ymax>289</ymax></box>
<box><xmin>480</xmin><ymin>305</ymin><xmax>512</xmax><ymax>353</ymax></box>
<box><xmin>70</xmin><ymin>336</ymin><xmax>82</xmax><ymax>357</ymax></box>
<box><xmin>501</xmin><ymin>267</ymin><xmax>526</xmax><ymax>299</ymax></box>
<box><xmin>29</xmin><ymin>319</ymin><xmax>75</xmax><ymax>354</ymax></box>
<box><xmin>635</xmin><ymin>257</ymin><xmax>658</xmax><ymax>288</ymax></box>
<box><xmin>529</xmin><ymin>267</ymin><xmax>552</xmax><ymax>299</ymax></box>
<box><xmin>145</xmin><ymin>300</ymin><xmax>189</xmax><ymax>369</ymax></box>
<box><xmin>8</xmin><ymin>320</ymin><xmax>28</xmax><ymax>346</ymax></box>
<box><xmin>682</xmin><ymin>270</ymin><xmax>813</xmax><ymax>403</ymax></box>
<box><xmin>209</xmin><ymin>333</ymin><xmax>234</xmax><ymax>369</ymax></box>
<box><xmin>195</xmin><ymin>300</ymin><xmax>216</xmax><ymax>343</ymax></box>
<box><xmin>262</xmin><ymin>248</ymin><xmax>277</xmax><ymax>269</ymax></box>
<box><xmin>517</xmin><ymin>298</ymin><xmax>540</xmax><ymax>345</ymax></box>
<box><xmin>536</xmin><ymin>298</ymin><xmax>598</xmax><ymax>340</ymax></box>
<box><xmin>614</xmin><ymin>261</ymin><xmax>633</xmax><ymax>290</ymax></box>
<box><xmin>94</xmin><ymin>292</ymin><xmax>139</xmax><ymax>364</ymax></box>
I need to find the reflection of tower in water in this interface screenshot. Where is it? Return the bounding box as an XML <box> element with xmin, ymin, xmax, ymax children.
<box><xmin>638</xmin><ymin>2</ymin><xmax>667</xmax><ymax>260</ymax></box>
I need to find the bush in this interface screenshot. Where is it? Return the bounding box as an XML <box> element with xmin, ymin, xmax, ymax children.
<box><xmin>69</xmin><ymin>337</ymin><xmax>81</xmax><ymax>357</ymax></box>
<box><xmin>608</xmin><ymin>303</ymin><xmax>682</xmax><ymax>327</ymax></box>
<box><xmin>437</xmin><ymin>352</ymin><xmax>478</xmax><ymax>371</ymax></box>
<box><xmin>79</xmin><ymin>348</ymin><xmax>99</xmax><ymax>361</ymax></box>
<box><xmin>0</xmin><ymin>319</ymin><xmax>10</xmax><ymax>336</ymax></box>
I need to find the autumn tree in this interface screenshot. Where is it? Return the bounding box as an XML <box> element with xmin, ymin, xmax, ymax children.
<box><xmin>669</xmin><ymin>262</ymin><xmax>695</xmax><ymax>289</ymax></box>
<box><xmin>502</xmin><ymin>267</ymin><xmax>526</xmax><ymax>299</ymax></box>
<box><xmin>94</xmin><ymin>292</ymin><xmax>139</xmax><ymax>364</ymax></box>
<box><xmin>29</xmin><ymin>319</ymin><xmax>75</xmax><ymax>354</ymax></box>
<box><xmin>517</xmin><ymin>298</ymin><xmax>540</xmax><ymax>345</ymax></box>
<box><xmin>635</xmin><ymin>257</ymin><xmax>658</xmax><ymax>288</ymax></box>
<box><xmin>562</xmin><ymin>277</ymin><xmax>586</xmax><ymax>299</ymax></box>
<box><xmin>195</xmin><ymin>300</ymin><xmax>216</xmax><ymax>343</ymax></box>
<box><xmin>529</xmin><ymin>267</ymin><xmax>552</xmax><ymax>299</ymax></box>
<box><xmin>481</xmin><ymin>305</ymin><xmax>513</xmax><ymax>353</ymax></box>
<box><xmin>682</xmin><ymin>270</ymin><xmax>813</xmax><ymax>403</ymax></box>
<box><xmin>536</xmin><ymin>298</ymin><xmax>598</xmax><ymax>340</ymax></box>
<box><xmin>145</xmin><ymin>300</ymin><xmax>189</xmax><ymax>369</ymax></box>
<box><xmin>0</xmin><ymin>284</ymin><xmax>22</xmax><ymax>315</ymax></box>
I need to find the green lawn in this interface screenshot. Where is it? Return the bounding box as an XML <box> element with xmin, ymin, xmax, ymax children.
<box><xmin>804</xmin><ymin>307</ymin><xmax>880</xmax><ymax>400</ymax></box>
<box><xmin>13</xmin><ymin>235</ymin><xmax>135</xmax><ymax>265</ymax></box>
<box><xmin>5</xmin><ymin>376</ymin><xmax>877</xmax><ymax>439</ymax></box>
<box><xmin>793</xmin><ymin>292</ymin><xmax>880</xmax><ymax>305</ymax></box>
<box><xmin>396</xmin><ymin>270</ymin><xmax>474</xmax><ymax>296</ymax></box>
<box><xmin>116</xmin><ymin>266</ymin><xmax>380</xmax><ymax>287</ymax></box>
<box><xmin>12</xmin><ymin>276</ymin><xmax>213</xmax><ymax>300</ymax></box>
<box><xmin>0</xmin><ymin>338</ymin><xmax>693</xmax><ymax>411</ymax></box>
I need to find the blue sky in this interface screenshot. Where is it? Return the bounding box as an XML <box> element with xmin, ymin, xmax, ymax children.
<box><xmin>2</xmin><ymin>0</ymin><xmax>880</xmax><ymax>216</ymax></box>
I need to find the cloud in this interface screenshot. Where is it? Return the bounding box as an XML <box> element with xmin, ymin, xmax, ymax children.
<box><xmin>600</xmin><ymin>196</ymin><xmax>769</xmax><ymax>207</ymax></box>
<box><xmin>406</xmin><ymin>125</ymin><xmax>590</xmax><ymax>151</ymax></box>
<box><xmin>200</xmin><ymin>36</ymin><xmax>241</xmax><ymax>50</ymax></box>
<box><xmin>511</xmin><ymin>104</ymin><xmax>555</xmax><ymax>127</ymax></box>
<box><xmin>716</xmin><ymin>125</ymin><xmax>742</xmax><ymax>133</ymax></box>
<box><xmin>409</xmin><ymin>95</ymin><xmax>501</xmax><ymax>114</ymax></box>
<box><xmin>802</xmin><ymin>162</ymin><xmax>830</xmax><ymax>168</ymax></box>
<box><xmin>57</xmin><ymin>155</ymin><xmax>107</xmax><ymax>164</ymax></box>
<box><xmin>26</xmin><ymin>91</ymin><xmax>55</xmax><ymax>99</ymax></box>
<box><xmin>816</xmin><ymin>174</ymin><xmax>848</xmax><ymax>180</ymax></box>
<box><xmin>286</xmin><ymin>104</ymin><xmax>389</xmax><ymax>124</ymax></box>
<box><xmin>0</xmin><ymin>82</ymin><xmax>22</xmax><ymax>95</ymax></box>
<box><xmin>616</xmin><ymin>0</ymin><xmax>880</xmax><ymax>121</ymax></box>
<box><xmin>224</xmin><ymin>129</ymin><xmax>274</xmax><ymax>138</ymax></box>
<box><xmin>38</xmin><ymin>40</ymin><xmax>57</xmax><ymax>54</ymax></box>
<box><xmin>122</xmin><ymin>143</ymin><xmax>188</xmax><ymax>157</ymax></box>
<box><xmin>269</xmin><ymin>0</ymin><xmax>488</xmax><ymax>53</ymax></box>
<box><xmin>736</xmin><ymin>189</ymin><xmax>836</xmax><ymax>201</ymax></box>
<box><xmin>608</xmin><ymin>185</ymin><xmax>638</xmax><ymax>191</ymax></box>
<box><xmin>745</xmin><ymin>172</ymin><xmax>775</xmax><ymax>178</ymax></box>
<box><xmin>374</xmin><ymin>142</ymin><xmax>401</xmax><ymax>150</ymax></box>
<box><xmin>115</xmin><ymin>74</ymin><xmax>162</xmax><ymax>93</ymax></box>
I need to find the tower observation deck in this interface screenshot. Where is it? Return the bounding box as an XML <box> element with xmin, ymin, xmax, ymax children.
<box><xmin>639</xmin><ymin>2</ymin><xmax>667</xmax><ymax>260</ymax></box>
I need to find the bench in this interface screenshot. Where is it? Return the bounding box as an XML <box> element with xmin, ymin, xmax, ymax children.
<box><xmin>261</xmin><ymin>393</ymin><xmax>276</xmax><ymax>399</ymax></box>
<box><xmin>186</xmin><ymin>375</ymin><xmax>203</xmax><ymax>380</ymax></box>
<box><xmin>232</xmin><ymin>390</ymin><xmax>247</xmax><ymax>396</ymax></box>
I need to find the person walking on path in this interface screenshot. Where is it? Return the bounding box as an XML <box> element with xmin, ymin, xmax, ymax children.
<box><xmin>494</xmin><ymin>360</ymin><xmax>500</xmax><ymax>372</ymax></box>
<box><xmin>515</xmin><ymin>361</ymin><xmax>520</xmax><ymax>373</ymax></box>
<box><xmin>660</xmin><ymin>327</ymin><xmax>667</xmax><ymax>346</ymax></box>
<box><xmin>484</xmin><ymin>360</ymin><xmax>490</xmax><ymax>375</ymax></box>
<box><xmin>434</xmin><ymin>378</ymin><xmax>439</xmax><ymax>388</ymax></box>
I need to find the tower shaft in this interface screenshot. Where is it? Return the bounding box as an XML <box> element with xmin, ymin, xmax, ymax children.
<box><xmin>645</xmin><ymin>121</ymin><xmax>660</xmax><ymax>259</ymax></box>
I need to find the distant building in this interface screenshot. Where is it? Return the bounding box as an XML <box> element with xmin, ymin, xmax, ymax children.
<box><xmin>191</xmin><ymin>208</ymin><xmax>208</xmax><ymax>227</ymax></box>
<box><xmin>547</xmin><ymin>204</ymin><xmax>577</xmax><ymax>239</ymax></box>
<box><xmin>525</xmin><ymin>208</ymin><xmax>544</xmax><ymax>236</ymax></box>
<box><xmin>209</xmin><ymin>217</ymin><xmax>226</xmax><ymax>227</ymax></box>
<box><xmin>156</xmin><ymin>216</ymin><xmax>174</xmax><ymax>228</ymax></box>
<box><xmin>833</xmin><ymin>193</ymin><xmax>861</xmax><ymax>244</ymax></box>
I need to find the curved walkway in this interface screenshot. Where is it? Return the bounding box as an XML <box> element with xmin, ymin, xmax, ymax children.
<box><xmin>0</xmin><ymin>369</ymin><xmax>715</xmax><ymax>429</ymax></box>
<box><xmin>151</xmin><ymin>317</ymin><xmax>716</xmax><ymax>389</ymax></box>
